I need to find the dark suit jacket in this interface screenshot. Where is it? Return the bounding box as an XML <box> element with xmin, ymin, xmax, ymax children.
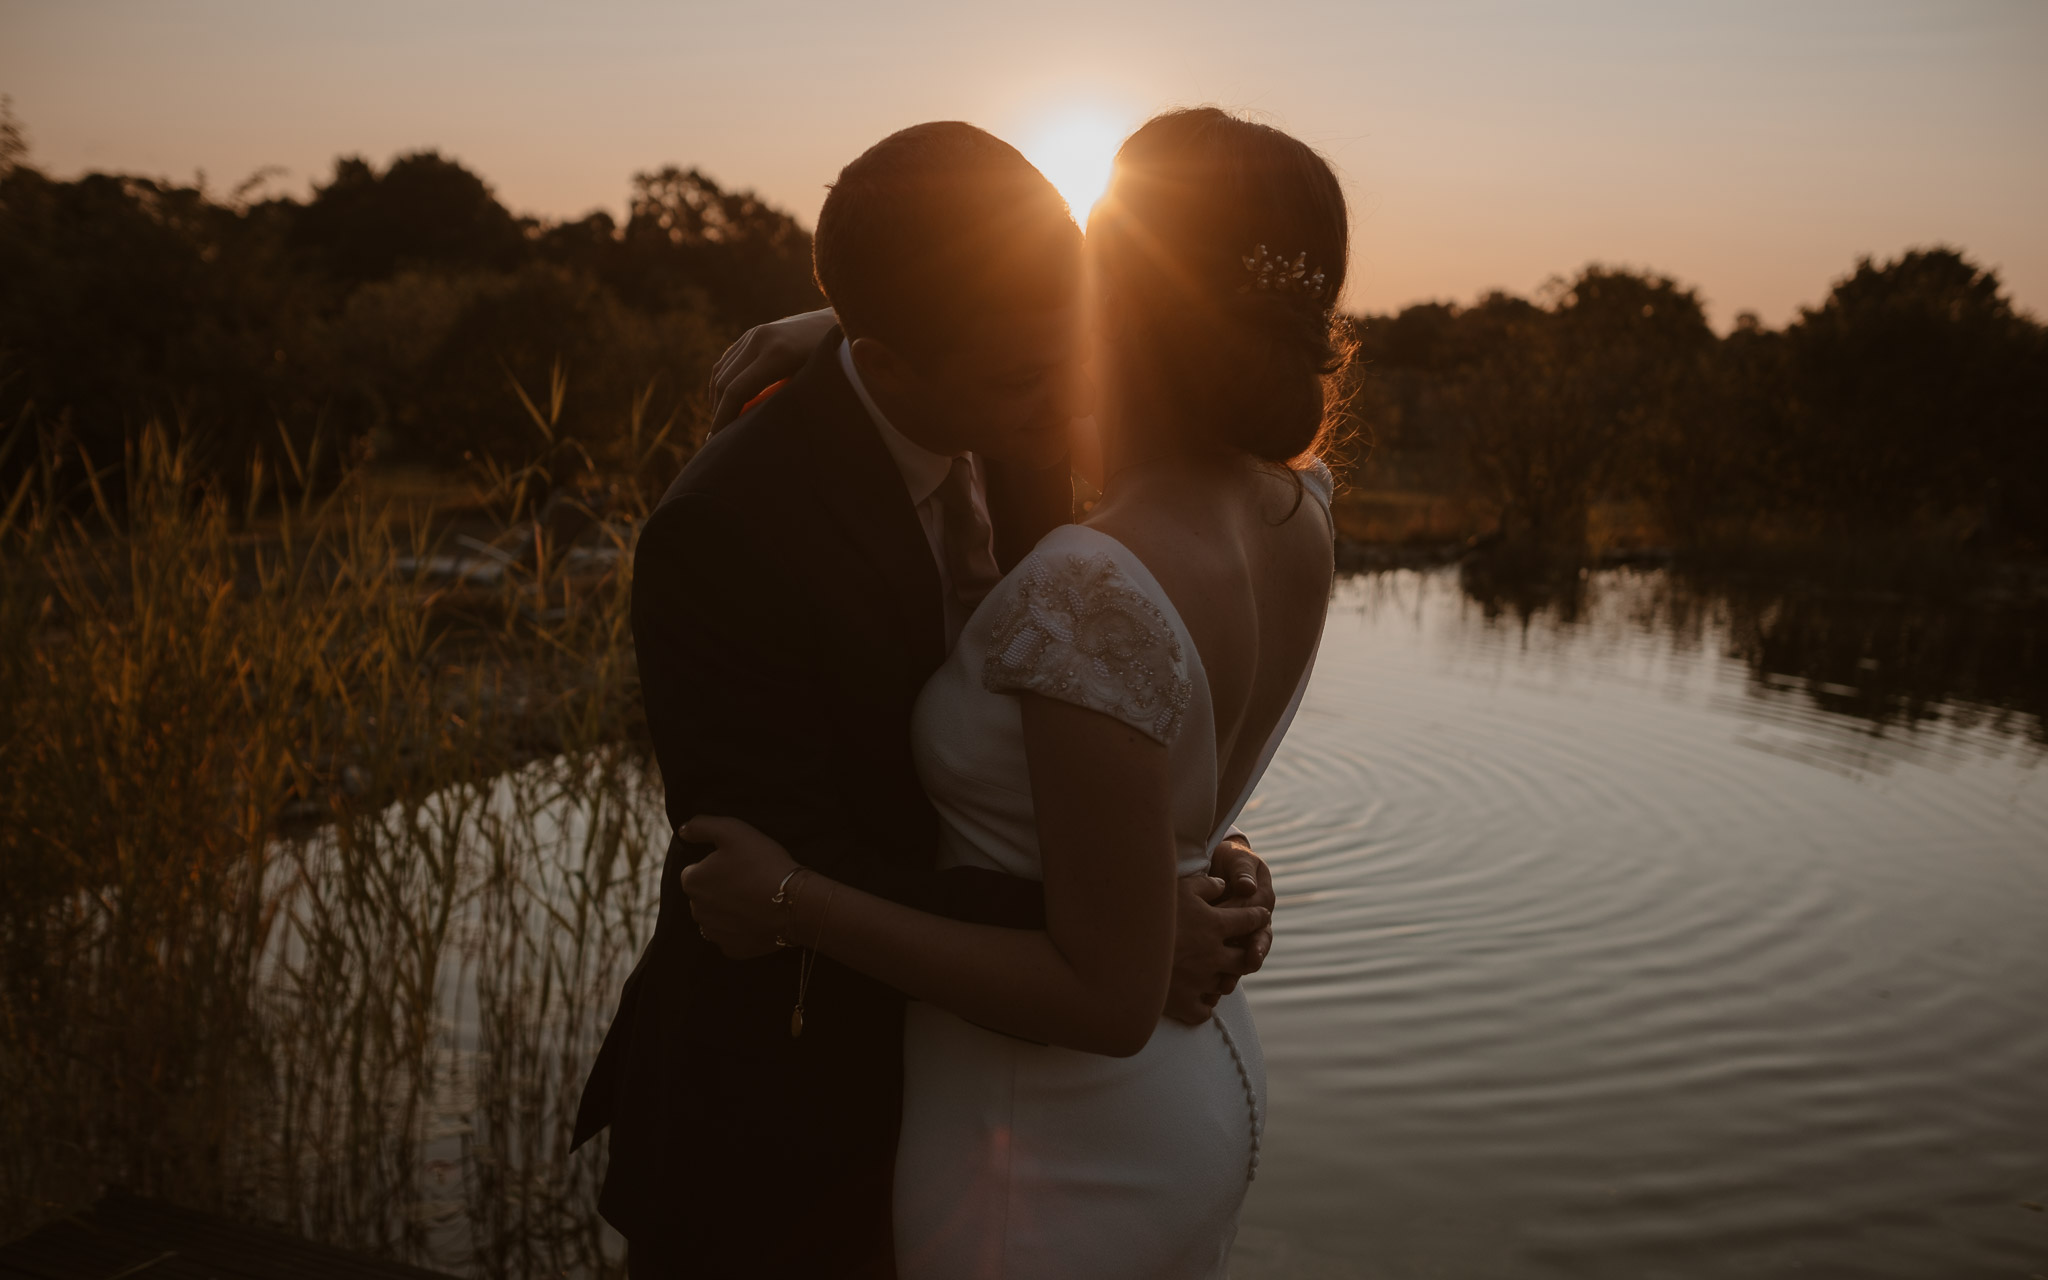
<box><xmin>572</xmin><ymin>330</ymin><xmax>1068</xmax><ymax>1277</ymax></box>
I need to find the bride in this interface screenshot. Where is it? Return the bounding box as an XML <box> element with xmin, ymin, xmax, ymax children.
<box><xmin>680</xmin><ymin>107</ymin><xmax>1348</xmax><ymax>1278</ymax></box>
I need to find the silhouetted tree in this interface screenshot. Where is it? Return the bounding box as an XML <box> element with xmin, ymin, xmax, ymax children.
<box><xmin>0</xmin><ymin>140</ymin><xmax>825</xmax><ymax>495</ymax></box>
<box><xmin>1378</xmin><ymin>301</ymin><xmax>1460</xmax><ymax>370</ymax></box>
<box><xmin>342</xmin><ymin>264</ymin><xmax>720</xmax><ymax>470</ymax></box>
<box><xmin>1438</xmin><ymin>269</ymin><xmax>1714</xmax><ymax>547</ymax></box>
<box><xmin>1686</xmin><ymin>311</ymin><xmax>1795</xmax><ymax>531</ymax></box>
<box><xmin>534</xmin><ymin>210</ymin><xmax>620</xmax><ymax>270</ymax></box>
<box><xmin>0</xmin><ymin>96</ymin><xmax>26</xmax><ymax>179</ymax></box>
<box><xmin>1348</xmin><ymin>250</ymin><xmax>2045</xmax><ymax>555</ymax></box>
<box><xmin>0</xmin><ymin>167</ymin><xmax>311</xmax><ymax>482</ymax></box>
<box><xmin>5</xmin><ymin>110</ymin><xmax>2041</xmax><ymax>556</ymax></box>
<box><xmin>612</xmin><ymin>166</ymin><xmax>823</xmax><ymax>327</ymax></box>
<box><xmin>1781</xmin><ymin>248</ymin><xmax>2043</xmax><ymax>542</ymax></box>
<box><xmin>289</xmin><ymin>151</ymin><xmax>527</xmax><ymax>288</ymax></box>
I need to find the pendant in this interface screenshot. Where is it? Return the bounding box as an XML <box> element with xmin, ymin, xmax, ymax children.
<box><xmin>790</xmin><ymin>1005</ymin><xmax>804</xmax><ymax>1039</ymax></box>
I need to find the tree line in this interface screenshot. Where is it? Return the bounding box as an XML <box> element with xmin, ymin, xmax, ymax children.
<box><xmin>1345</xmin><ymin>254</ymin><xmax>2047</xmax><ymax>552</ymax></box>
<box><xmin>0</xmin><ymin>119</ymin><xmax>822</xmax><ymax>494</ymax></box>
<box><xmin>2</xmin><ymin>107</ymin><xmax>2042</xmax><ymax>552</ymax></box>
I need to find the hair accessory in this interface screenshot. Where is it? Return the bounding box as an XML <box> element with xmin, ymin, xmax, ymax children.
<box><xmin>1240</xmin><ymin>244</ymin><xmax>1328</xmax><ymax>302</ymax></box>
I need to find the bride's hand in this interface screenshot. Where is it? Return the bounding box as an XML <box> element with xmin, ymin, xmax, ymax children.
<box><xmin>677</xmin><ymin>814</ymin><xmax>804</xmax><ymax>959</ymax></box>
<box><xmin>708</xmin><ymin>308</ymin><xmax>838</xmax><ymax>432</ymax></box>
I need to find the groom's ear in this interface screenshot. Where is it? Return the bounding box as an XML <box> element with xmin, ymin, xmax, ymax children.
<box><xmin>849</xmin><ymin>335</ymin><xmax>915</xmax><ymax>396</ymax></box>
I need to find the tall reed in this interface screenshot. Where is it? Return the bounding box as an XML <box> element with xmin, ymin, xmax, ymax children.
<box><xmin>1</xmin><ymin>397</ymin><xmax>681</xmax><ymax>1276</ymax></box>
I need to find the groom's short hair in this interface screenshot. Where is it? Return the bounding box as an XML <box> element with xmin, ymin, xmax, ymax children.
<box><xmin>814</xmin><ymin>122</ymin><xmax>1081</xmax><ymax>362</ymax></box>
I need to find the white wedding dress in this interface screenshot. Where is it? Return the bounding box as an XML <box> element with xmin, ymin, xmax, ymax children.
<box><xmin>894</xmin><ymin>463</ymin><xmax>1332</xmax><ymax>1278</ymax></box>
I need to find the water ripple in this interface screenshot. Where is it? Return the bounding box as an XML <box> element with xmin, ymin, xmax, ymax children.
<box><xmin>1233</xmin><ymin>569</ymin><xmax>2048</xmax><ymax>1278</ymax></box>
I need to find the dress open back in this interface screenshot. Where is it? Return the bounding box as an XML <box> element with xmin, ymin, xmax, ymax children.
<box><xmin>894</xmin><ymin>462</ymin><xmax>1332</xmax><ymax>1278</ymax></box>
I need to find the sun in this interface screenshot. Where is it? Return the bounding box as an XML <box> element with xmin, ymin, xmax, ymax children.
<box><xmin>1021</xmin><ymin>110</ymin><xmax>1128</xmax><ymax>223</ymax></box>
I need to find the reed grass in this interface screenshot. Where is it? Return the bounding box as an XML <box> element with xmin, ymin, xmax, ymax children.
<box><xmin>0</xmin><ymin>391</ymin><xmax>682</xmax><ymax>1276</ymax></box>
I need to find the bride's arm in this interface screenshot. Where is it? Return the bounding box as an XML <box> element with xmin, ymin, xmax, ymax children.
<box><xmin>682</xmin><ymin>695</ymin><xmax>1266</xmax><ymax>1057</ymax></box>
<box><xmin>707</xmin><ymin>307</ymin><xmax>838</xmax><ymax>431</ymax></box>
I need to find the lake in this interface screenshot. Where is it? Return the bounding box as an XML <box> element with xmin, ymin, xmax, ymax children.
<box><xmin>266</xmin><ymin>561</ymin><xmax>2046</xmax><ymax>1278</ymax></box>
<box><xmin>1230</xmin><ymin>567</ymin><xmax>2048</xmax><ymax>1278</ymax></box>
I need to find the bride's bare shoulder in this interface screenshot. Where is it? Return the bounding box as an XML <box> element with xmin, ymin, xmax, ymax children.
<box><xmin>1078</xmin><ymin>475</ymin><xmax>1214</xmax><ymax>581</ymax></box>
<box><xmin>1083</xmin><ymin>461</ymin><xmax>1330</xmax><ymax>604</ymax></box>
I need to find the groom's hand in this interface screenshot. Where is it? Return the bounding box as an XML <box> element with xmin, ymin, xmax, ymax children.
<box><xmin>1209</xmin><ymin>834</ymin><xmax>1276</xmax><ymax>976</ymax></box>
<box><xmin>1165</xmin><ymin>870</ymin><xmax>1273</xmax><ymax>1026</ymax></box>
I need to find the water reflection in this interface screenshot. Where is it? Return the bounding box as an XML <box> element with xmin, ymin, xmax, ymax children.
<box><xmin>248</xmin><ymin>564</ymin><xmax>2045</xmax><ymax>1277</ymax></box>
<box><xmin>1233</xmin><ymin>567</ymin><xmax>2048</xmax><ymax>1279</ymax></box>
<box><xmin>1450</xmin><ymin>558</ymin><xmax>2048</xmax><ymax>751</ymax></box>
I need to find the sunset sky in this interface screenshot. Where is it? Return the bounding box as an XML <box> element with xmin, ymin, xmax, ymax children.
<box><xmin>3</xmin><ymin>0</ymin><xmax>2043</xmax><ymax>328</ymax></box>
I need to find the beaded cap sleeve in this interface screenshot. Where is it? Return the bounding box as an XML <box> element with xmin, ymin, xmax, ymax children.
<box><xmin>982</xmin><ymin>544</ymin><xmax>1192</xmax><ymax>745</ymax></box>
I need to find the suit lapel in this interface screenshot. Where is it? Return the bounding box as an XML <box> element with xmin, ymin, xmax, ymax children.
<box><xmin>784</xmin><ymin>332</ymin><xmax>947</xmax><ymax>674</ymax></box>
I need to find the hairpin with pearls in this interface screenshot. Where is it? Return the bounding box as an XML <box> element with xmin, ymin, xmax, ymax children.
<box><xmin>1240</xmin><ymin>244</ymin><xmax>1328</xmax><ymax>302</ymax></box>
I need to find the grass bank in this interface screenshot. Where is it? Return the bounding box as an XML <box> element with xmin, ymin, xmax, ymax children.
<box><xmin>0</xmin><ymin>419</ymin><xmax>676</xmax><ymax>1276</ymax></box>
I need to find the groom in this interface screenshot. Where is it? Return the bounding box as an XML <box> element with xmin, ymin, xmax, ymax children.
<box><xmin>573</xmin><ymin>122</ymin><xmax>1277</xmax><ymax>1278</ymax></box>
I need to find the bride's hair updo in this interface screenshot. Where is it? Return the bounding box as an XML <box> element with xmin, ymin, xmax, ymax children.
<box><xmin>1089</xmin><ymin>109</ymin><xmax>1351</xmax><ymax>466</ymax></box>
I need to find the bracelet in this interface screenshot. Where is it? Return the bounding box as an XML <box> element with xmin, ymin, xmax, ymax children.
<box><xmin>771</xmin><ymin>867</ymin><xmax>811</xmax><ymax>948</ymax></box>
<box><xmin>771</xmin><ymin>867</ymin><xmax>806</xmax><ymax>905</ymax></box>
<box><xmin>810</xmin><ymin>878</ymin><xmax>841</xmax><ymax>951</ymax></box>
<box><xmin>789</xmin><ymin>878</ymin><xmax>840</xmax><ymax>1041</ymax></box>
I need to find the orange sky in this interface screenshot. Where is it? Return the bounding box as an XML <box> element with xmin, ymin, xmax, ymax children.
<box><xmin>3</xmin><ymin>0</ymin><xmax>2043</xmax><ymax>328</ymax></box>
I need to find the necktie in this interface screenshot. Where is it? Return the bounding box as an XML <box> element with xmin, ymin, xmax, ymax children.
<box><xmin>935</xmin><ymin>456</ymin><xmax>1000</xmax><ymax>647</ymax></box>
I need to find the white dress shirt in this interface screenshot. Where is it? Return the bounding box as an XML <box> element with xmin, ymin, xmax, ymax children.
<box><xmin>840</xmin><ymin>339</ymin><xmax>1000</xmax><ymax>645</ymax></box>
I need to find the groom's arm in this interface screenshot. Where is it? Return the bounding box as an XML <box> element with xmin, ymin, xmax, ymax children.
<box><xmin>635</xmin><ymin>489</ymin><xmax>1038</xmax><ymax>933</ymax></box>
<box><xmin>639</xmin><ymin>488</ymin><xmax>1262</xmax><ymax>1006</ymax></box>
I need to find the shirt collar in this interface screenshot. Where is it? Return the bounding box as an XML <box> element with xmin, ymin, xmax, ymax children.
<box><xmin>840</xmin><ymin>338</ymin><xmax>957</xmax><ymax>506</ymax></box>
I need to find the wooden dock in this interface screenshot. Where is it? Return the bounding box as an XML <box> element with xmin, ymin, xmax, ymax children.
<box><xmin>0</xmin><ymin>1193</ymin><xmax>457</xmax><ymax>1280</ymax></box>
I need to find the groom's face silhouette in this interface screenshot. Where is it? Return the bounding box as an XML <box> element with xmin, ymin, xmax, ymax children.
<box><xmin>813</xmin><ymin>122</ymin><xmax>1086</xmax><ymax>471</ymax></box>
<box><xmin>847</xmin><ymin>296</ymin><xmax>1087</xmax><ymax>472</ymax></box>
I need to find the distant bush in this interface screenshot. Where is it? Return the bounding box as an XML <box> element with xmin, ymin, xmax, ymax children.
<box><xmin>0</xmin><ymin>147</ymin><xmax>822</xmax><ymax>497</ymax></box>
<box><xmin>1345</xmin><ymin>251</ymin><xmax>2048</xmax><ymax>554</ymax></box>
<box><xmin>312</xmin><ymin>263</ymin><xmax>723</xmax><ymax>472</ymax></box>
<box><xmin>1778</xmin><ymin>249</ymin><xmax>2048</xmax><ymax>545</ymax></box>
<box><xmin>2</xmin><ymin>118</ymin><xmax>2041</xmax><ymax>555</ymax></box>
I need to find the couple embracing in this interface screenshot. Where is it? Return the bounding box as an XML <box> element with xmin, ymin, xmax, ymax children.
<box><xmin>573</xmin><ymin>108</ymin><xmax>1349</xmax><ymax>1278</ymax></box>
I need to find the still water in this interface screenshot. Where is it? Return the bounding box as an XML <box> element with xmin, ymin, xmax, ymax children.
<box><xmin>1231</xmin><ymin>568</ymin><xmax>2048</xmax><ymax>1278</ymax></box>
